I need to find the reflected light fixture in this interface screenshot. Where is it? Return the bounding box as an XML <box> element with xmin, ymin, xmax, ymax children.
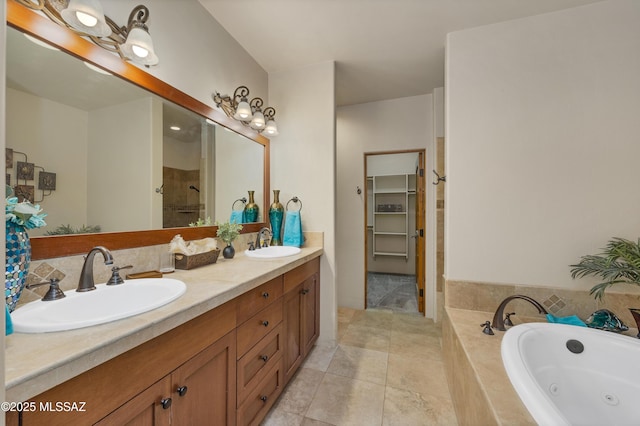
<box><xmin>17</xmin><ymin>0</ymin><xmax>159</xmax><ymax>67</ymax></box>
<box><xmin>213</xmin><ymin>86</ymin><xmax>279</xmax><ymax>136</ymax></box>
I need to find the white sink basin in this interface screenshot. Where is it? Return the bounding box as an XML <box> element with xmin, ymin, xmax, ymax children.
<box><xmin>244</xmin><ymin>246</ymin><xmax>301</xmax><ymax>259</ymax></box>
<box><xmin>11</xmin><ymin>278</ymin><xmax>186</xmax><ymax>333</ymax></box>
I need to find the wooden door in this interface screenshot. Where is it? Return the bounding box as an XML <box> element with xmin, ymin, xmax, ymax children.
<box><xmin>94</xmin><ymin>377</ymin><xmax>172</xmax><ymax>426</ymax></box>
<box><xmin>171</xmin><ymin>331</ymin><xmax>237</xmax><ymax>426</ymax></box>
<box><xmin>415</xmin><ymin>152</ymin><xmax>426</xmax><ymax>313</ymax></box>
<box><xmin>283</xmin><ymin>283</ymin><xmax>303</xmax><ymax>384</ymax></box>
<box><xmin>302</xmin><ymin>272</ymin><xmax>320</xmax><ymax>355</ymax></box>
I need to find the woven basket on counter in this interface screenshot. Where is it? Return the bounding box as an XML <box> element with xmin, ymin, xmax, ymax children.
<box><xmin>174</xmin><ymin>249</ymin><xmax>220</xmax><ymax>270</ymax></box>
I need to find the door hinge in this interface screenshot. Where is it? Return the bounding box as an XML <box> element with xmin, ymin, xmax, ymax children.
<box><xmin>419</xmin><ymin>168</ymin><xmax>424</xmax><ymax>177</ymax></box>
<box><xmin>419</xmin><ymin>229</ymin><xmax>424</xmax><ymax>237</ymax></box>
<box><xmin>419</xmin><ymin>289</ymin><xmax>424</xmax><ymax>297</ymax></box>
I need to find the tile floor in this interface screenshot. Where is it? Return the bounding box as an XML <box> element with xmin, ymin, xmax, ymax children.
<box><xmin>366</xmin><ymin>273</ymin><xmax>418</xmax><ymax>313</ymax></box>
<box><xmin>262</xmin><ymin>308</ymin><xmax>458</xmax><ymax>425</ymax></box>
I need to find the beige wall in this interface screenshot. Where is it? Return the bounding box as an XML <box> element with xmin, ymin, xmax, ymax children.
<box><xmin>445</xmin><ymin>0</ymin><xmax>640</xmax><ymax>291</ymax></box>
<box><xmin>269</xmin><ymin>61</ymin><xmax>337</xmax><ymax>343</ymax></box>
<box><xmin>336</xmin><ymin>95</ymin><xmax>434</xmax><ymax>312</ymax></box>
<box><xmin>6</xmin><ymin>88</ymin><xmax>89</xmax><ymax>236</ymax></box>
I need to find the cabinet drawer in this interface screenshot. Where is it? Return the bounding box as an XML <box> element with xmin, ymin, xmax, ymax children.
<box><xmin>236</xmin><ymin>359</ymin><xmax>284</xmax><ymax>426</ymax></box>
<box><xmin>237</xmin><ymin>324</ymin><xmax>283</xmax><ymax>405</ymax></box>
<box><xmin>237</xmin><ymin>299</ymin><xmax>283</xmax><ymax>356</ymax></box>
<box><xmin>236</xmin><ymin>276</ymin><xmax>283</xmax><ymax>325</ymax></box>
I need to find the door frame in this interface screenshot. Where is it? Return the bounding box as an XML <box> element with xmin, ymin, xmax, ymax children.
<box><xmin>363</xmin><ymin>149</ymin><xmax>426</xmax><ymax>314</ymax></box>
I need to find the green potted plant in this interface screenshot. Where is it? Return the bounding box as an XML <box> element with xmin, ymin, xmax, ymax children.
<box><xmin>570</xmin><ymin>237</ymin><xmax>640</xmax><ymax>334</ymax></box>
<box><xmin>216</xmin><ymin>221</ymin><xmax>243</xmax><ymax>259</ymax></box>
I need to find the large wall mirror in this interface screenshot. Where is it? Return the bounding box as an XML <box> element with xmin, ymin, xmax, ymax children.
<box><xmin>5</xmin><ymin>2</ymin><xmax>270</xmax><ymax>259</ymax></box>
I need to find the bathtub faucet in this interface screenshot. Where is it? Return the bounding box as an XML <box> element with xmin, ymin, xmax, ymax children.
<box><xmin>491</xmin><ymin>295</ymin><xmax>548</xmax><ymax>331</ymax></box>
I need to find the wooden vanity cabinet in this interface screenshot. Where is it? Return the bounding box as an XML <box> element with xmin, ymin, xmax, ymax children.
<box><xmin>235</xmin><ymin>277</ymin><xmax>285</xmax><ymax>426</ymax></box>
<box><xmin>8</xmin><ymin>256</ymin><xmax>321</xmax><ymax>426</ymax></box>
<box><xmin>283</xmin><ymin>257</ymin><xmax>320</xmax><ymax>384</ymax></box>
<box><xmin>15</xmin><ymin>300</ymin><xmax>237</xmax><ymax>426</ymax></box>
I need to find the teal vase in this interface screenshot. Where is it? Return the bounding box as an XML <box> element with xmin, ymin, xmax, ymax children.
<box><xmin>269</xmin><ymin>190</ymin><xmax>284</xmax><ymax>246</ymax></box>
<box><xmin>244</xmin><ymin>191</ymin><xmax>259</xmax><ymax>223</ymax></box>
<box><xmin>5</xmin><ymin>222</ymin><xmax>31</xmax><ymax>312</ymax></box>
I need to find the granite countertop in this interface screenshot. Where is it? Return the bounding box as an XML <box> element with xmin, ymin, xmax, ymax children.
<box><xmin>5</xmin><ymin>245</ymin><xmax>323</xmax><ymax>402</ymax></box>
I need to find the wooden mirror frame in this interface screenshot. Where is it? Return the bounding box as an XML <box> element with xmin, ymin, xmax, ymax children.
<box><xmin>6</xmin><ymin>1</ymin><xmax>270</xmax><ymax>260</ymax></box>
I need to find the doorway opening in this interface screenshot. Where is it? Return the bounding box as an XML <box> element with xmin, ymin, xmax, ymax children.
<box><xmin>364</xmin><ymin>150</ymin><xmax>426</xmax><ymax>314</ymax></box>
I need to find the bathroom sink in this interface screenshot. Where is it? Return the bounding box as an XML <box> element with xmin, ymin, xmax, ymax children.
<box><xmin>244</xmin><ymin>246</ymin><xmax>301</xmax><ymax>259</ymax></box>
<box><xmin>11</xmin><ymin>278</ymin><xmax>186</xmax><ymax>333</ymax></box>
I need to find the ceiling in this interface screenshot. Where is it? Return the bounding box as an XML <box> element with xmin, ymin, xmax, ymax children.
<box><xmin>198</xmin><ymin>0</ymin><xmax>602</xmax><ymax>106</ymax></box>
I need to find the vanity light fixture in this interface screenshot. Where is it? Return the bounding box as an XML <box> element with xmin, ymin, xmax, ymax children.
<box><xmin>15</xmin><ymin>0</ymin><xmax>160</xmax><ymax>66</ymax></box>
<box><xmin>213</xmin><ymin>86</ymin><xmax>279</xmax><ymax>136</ymax></box>
<box><xmin>120</xmin><ymin>6</ymin><xmax>159</xmax><ymax>66</ymax></box>
<box><xmin>60</xmin><ymin>0</ymin><xmax>111</xmax><ymax>37</ymax></box>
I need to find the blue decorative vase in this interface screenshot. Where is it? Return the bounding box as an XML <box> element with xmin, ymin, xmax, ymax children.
<box><xmin>269</xmin><ymin>190</ymin><xmax>284</xmax><ymax>246</ymax></box>
<box><xmin>244</xmin><ymin>190</ymin><xmax>259</xmax><ymax>223</ymax></box>
<box><xmin>5</xmin><ymin>222</ymin><xmax>31</xmax><ymax>312</ymax></box>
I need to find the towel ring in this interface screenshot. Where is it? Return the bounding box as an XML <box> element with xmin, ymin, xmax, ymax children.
<box><xmin>232</xmin><ymin>197</ymin><xmax>247</xmax><ymax>211</ymax></box>
<box><xmin>286</xmin><ymin>196</ymin><xmax>303</xmax><ymax>212</ymax></box>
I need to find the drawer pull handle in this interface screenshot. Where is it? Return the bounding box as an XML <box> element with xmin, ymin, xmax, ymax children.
<box><xmin>177</xmin><ymin>386</ymin><xmax>188</xmax><ymax>397</ymax></box>
<box><xmin>260</xmin><ymin>355</ymin><xmax>269</xmax><ymax>362</ymax></box>
<box><xmin>260</xmin><ymin>395</ymin><xmax>268</xmax><ymax>403</ymax></box>
<box><xmin>301</xmin><ymin>289</ymin><xmax>310</xmax><ymax>295</ymax></box>
<box><xmin>262</xmin><ymin>292</ymin><xmax>269</xmax><ymax>298</ymax></box>
<box><xmin>161</xmin><ymin>398</ymin><xmax>172</xmax><ymax>410</ymax></box>
<box><xmin>262</xmin><ymin>320</ymin><xmax>270</xmax><ymax>327</ymax></box>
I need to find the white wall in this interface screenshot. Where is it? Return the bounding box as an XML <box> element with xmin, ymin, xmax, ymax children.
<box><xmin>336</xmin><ymin>95</ymin><xmax>433</xmax><ymax>311</ymax></box>
<box><xmin>1</xmin><ymin>0</ymin><xmax>6</xmax><ymax>414</ymax></box>
<box><xmin>445</xmin><ymin>0</ymin><xmax>640</xmax><ymax>290</ymax></box>
<box><xmin>215</xmin><ymin>127</ymin><xmax>264</xmax><ymax>222</ymax></box>
<box><xmin>87</xmin><ymin>97</ymin><xmax>161</xmax><ymax>232</ymax></box>
<box><xmin>269</xmin><ymin>61</ymin><xmax>337</xmax><ymax>343</ymax></box>
<box><xmin>103</xmin><ymin>0</ymin><xmax>268</xmax><ymax>107</ymax></box>
<box><xmin>6</xmin><ymin>88</ymin><xmax>89</xmax><ymax>236</ymax></box>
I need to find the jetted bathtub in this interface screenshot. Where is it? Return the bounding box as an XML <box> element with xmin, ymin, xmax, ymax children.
<box><xmin>501</xmin><ymin>322</ymin><xmax>640</xmax><ymax>426</ymax></box>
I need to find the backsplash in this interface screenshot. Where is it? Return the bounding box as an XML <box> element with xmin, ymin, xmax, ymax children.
<box><xmin>19</xmin><ymin>231</ymin><xmax>320</xmax><ymax>307</ymax></box>
<box><xmin>445</xmin><ymin>279</ymin><xmax>640</xmax><ymax>329</ymax></box>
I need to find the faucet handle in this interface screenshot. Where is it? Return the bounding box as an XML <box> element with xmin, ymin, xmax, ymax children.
<box><xmin>504</xmin><ymin>312</ymin><xmax>516</xmax><ymax>327</ymax></box>
<box><xmin>27</xmin><ymin>278</ymin><xmax>66</xmax><ymax>301</ymax></box>
<box><xmin>107</xmin><ymin>265</ymin><xmax>133</xmax><ymax>286</ymax></box>
<box><xmin>481</xmin><ymin>321</ymin><xmax>494</xmax><ymax>335</ymax></box>
<box><xmin>248</xmin><ymin>241</ymin><xmax>256</xmax><ymax>251</ymax></box>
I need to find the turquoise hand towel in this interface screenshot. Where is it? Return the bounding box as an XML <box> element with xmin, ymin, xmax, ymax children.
<box><xmin>283</xmin><ymin>211</ymin><xmax>303</xmax><ymax>247</ymax></box>
<box><xmin>6</xmin><ymin>305</ymin><xmax>13</xmax><ymax>336</ymax></box>
<box><xmin>230</xmin><ymin>210</ymin><xmax>244</xmax><ymax>224</ymax></box>
<box><xmin>546</xmin><ymin>314</ymin><xmax>587</xmax><ymax>327</ymax></box>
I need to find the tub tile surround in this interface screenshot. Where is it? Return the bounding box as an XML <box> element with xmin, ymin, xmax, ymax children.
<box><xmin>443</xmin><ymin>279</ymin><xmax>640</xmax><ymax>425</ymax></box>
<box><xmin>5</xmin><ymin>232</ymin><xmax>323</xmax><ymax>402</ymax></box>
<box><xmin>446</xmin><ymin>279</ymin><xmax>640</xmax><ymax>328</ymax></box>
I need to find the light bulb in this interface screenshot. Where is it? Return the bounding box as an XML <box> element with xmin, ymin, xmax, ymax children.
<box><xmin>76</xmin><ymin>11</ymin><xmax>98</xmax><ymax>27</ymax></box>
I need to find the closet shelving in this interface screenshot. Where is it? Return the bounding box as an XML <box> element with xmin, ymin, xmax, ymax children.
<box><xmin>367</xmin><ymin>174</ymin><xmax>416</xmax><ymax>260</ymax></box>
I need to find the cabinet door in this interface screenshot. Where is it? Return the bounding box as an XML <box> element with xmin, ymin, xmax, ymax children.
<box><xmin>94</xmin><ymin>377</ymin><xmax>172</xmax><ymax>426</ymax></box>
<box><xmin>283</xmin><ymin>283</ymin><xmax>303</xmax><ymax>384</ymax></box>
<box><xmin>171</xmin><ymin>331</ymin><xmax>237</xmax><ymax>426</ymax></box>
<box><xmin>301</xmin><ymin>272</ymin><xmax>320</xmax><ymax>355</ymax></box>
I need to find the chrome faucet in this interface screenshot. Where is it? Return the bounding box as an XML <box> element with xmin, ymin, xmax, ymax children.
<box><xmin>255</xmin><ymin>227</ymin><xmax>272</xmax><ymax>248</ymax></box>
<box><xmin>491</xmin><ymin>295</ymin><xmax>548</xmax><ymax>331</ymax></box>
<box><xmin>78</xmin><ymin>246</ymin><xmax>114</xmax><ymax>292</ymax></box>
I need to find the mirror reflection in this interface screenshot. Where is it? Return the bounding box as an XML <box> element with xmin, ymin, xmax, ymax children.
<box><xmin>5</xmin><ymin>26</ymin><xmax>264</xmax><ymax>237</ymax></box>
